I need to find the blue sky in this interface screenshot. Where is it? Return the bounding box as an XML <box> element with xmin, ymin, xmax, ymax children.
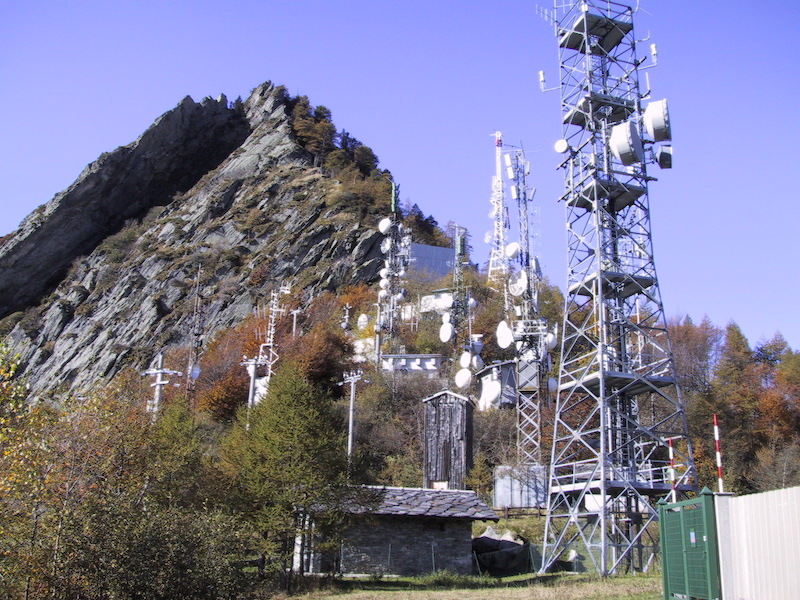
<box><xmin>2</xmin><ymin>1</ymin><xmax>798</xmax><ymax>350</ymax></box>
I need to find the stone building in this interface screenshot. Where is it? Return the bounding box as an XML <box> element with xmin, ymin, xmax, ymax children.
<box><xmin>299</xmin><ymin>486</ymin><xmax>497</xmax><ymax>576</ymax></box>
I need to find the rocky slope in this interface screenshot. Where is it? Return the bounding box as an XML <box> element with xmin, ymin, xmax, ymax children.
<box><xmin>0</xmin><ymin>82</ymin><xmax>387</xmax><ymax>397</ymax></box>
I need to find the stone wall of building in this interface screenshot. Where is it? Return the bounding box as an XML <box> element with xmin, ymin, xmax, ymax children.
<box><xmin>340</xmin><ymin>516</ymin><xmax>474</xmax><ymax>576</ymax></box>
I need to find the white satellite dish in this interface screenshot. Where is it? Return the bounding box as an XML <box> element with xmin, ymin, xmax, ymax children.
<box><xmin>380</xmin><ymin>238</ymin><xmax>392</xmax><ymax>254</ymax></box>
<box><xmin>378</xmin><ymin>289</ymin><xmax>387</xmax><ymax>300</ymax></box>
<box><xmin>496</xmin><ymin>320</ymin><xmax>514</xmax><ymax>349</ymax></box>
<box><xmin>455</xmin><ymin>368</ymin><xmax>472</xmax><ymax>389</ymax></box>
<box><xmin>439</xmin><ymin>322</ymin><xmax>454</xmax><ymax>343</ymax></box>
<box><xmin>479</xmin><ymin>378</ymin><xmax>502</xmax><ymax>410</ymax></box>
<box><xmin>505</xmin><ymin>242</ymin><xmax>521</xmax><ymax>259</ymax></box>
<box><xmin>379</xmin><ymin>278</ymin><xmax>389</xmax><ymax>289</ymax></box>
<box><xmin>545</xmin><ymin>332</ymin><xmax>558</xmax><ymax>350</ymax></box>
<box><xmin>467</xmin><ymin>297</ymin><xmax>478</xmax><ymax>309</ymax></box>
<box><xmin>508</xmin><ymin>270</ymin><xmax>528</xmax><ymax>297</ymax></box>
<box><xmin>379</xmin><ymin>267</ymin><xmax>389</xmax><ymax>278</ymax></box>
<box><xmin>459</xmin><ymin>351</ymin><xmax>473</xmax><ymax>368</ymax></box>
<box><xmin>610</xmin><ymin>121</ymin><xmax>644</xmax><ymax>165</ymax></box>
<box><xmin>643</xmin><ymin>98</ymin><xmax>671</xmax><ymax>142</ymax></box>
<box><xmin>357</xmin><ymin>313</ymin><xmax>369</xmax><ymax>330</ymax></box>
<box><xmin>554</xmin><ymin>139</ymin><xmax>571</xmax><ymax>154</ymax></box>
<box><xmin>548</xmin><ymin>377</ymin><xmax>558</xmax><ymax>394</ymax></box>
<box><xmin>190</xmin><ymin>364</ymin><xmax>202</xmax><ymax>380</ymax></box>
<box><xmin>441</xmin><ymin>312</ymin><xmax>451</xmax><ymax>324</ymax></box>
<box><xmin>472</xmin><ymin>355</ymin><xmax>485</xmax><ymax>370</ymax></box>
<box><xmin>378</xmin><ymin>217</ymin><xmax>392</xmax><ymax>235</ymax></box>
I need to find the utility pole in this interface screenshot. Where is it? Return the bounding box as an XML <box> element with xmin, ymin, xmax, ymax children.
<box><xmin>342</xmin><ymin>369</ymin><xmax>363</xmax><ymax>472</ymax></box>
<box><xmin>143</xmin><ymin>353</ymin><xmax>182</xmax><ymax>420</ymax></box>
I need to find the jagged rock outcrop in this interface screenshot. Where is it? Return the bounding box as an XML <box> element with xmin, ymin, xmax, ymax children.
<box><xmin>0</xmin><ymin>94</ymin><xmax>250</xmax><ymax>318</ymax></box>
<box><xmin>0</xmin><ymin>82</ymin><xmax>387</xmax><ymax>397</ymax></box>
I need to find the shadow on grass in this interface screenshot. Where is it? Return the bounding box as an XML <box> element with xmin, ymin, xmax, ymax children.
<box><xmin>310</xmin><ymin>571</ymin><xmax>610</xmax><ymax>594</ymax></box>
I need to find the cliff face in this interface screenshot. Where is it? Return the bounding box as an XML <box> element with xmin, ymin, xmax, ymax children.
<box><xmin>0</xmin><ymin>82</ymin><xmax>385</xmax><ymax>397</ymax></box>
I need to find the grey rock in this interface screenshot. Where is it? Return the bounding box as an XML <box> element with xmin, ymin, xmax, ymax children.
<box><xmin>0</xmin><ymin>82</ymin><xmax>386</xmax><ymax>398</ymax></box>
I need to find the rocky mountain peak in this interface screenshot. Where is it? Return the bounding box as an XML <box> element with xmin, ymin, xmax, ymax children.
<box><xmin>0</xmin><ymin>81</ymin><xmax>388</xmax><ymax>397</ymax></box>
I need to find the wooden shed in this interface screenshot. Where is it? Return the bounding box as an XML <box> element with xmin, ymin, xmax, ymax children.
<box><xmin>423</xmin><ymin>390</ymin><xmax>474</xmax><ymax>490</ymax></box>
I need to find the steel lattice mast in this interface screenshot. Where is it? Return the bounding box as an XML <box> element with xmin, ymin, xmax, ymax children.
<box><xmin>540</xmin><ymin>0</ymin><xmax>696</xmax><ymax>575</ymax></box>
<box><xmin>487</xmin><ymin>132</ymin><xmax>509</xmax><ymax>290</ymax></box>
<box><xmin>504</xmin><ymin>147</ymin><xmax>553</xmax><ymax>467</ymax></box>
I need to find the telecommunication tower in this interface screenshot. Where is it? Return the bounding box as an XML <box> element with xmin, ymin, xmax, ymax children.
<box><xmin>375</xmin><ymin>183</ymin><xmax>411</xmax><ymax>362</ymax></box>
<box><xmin>497</xmin><ymin>147</ymin><xmax>556</xmax><ymax>468</ymax></box>
<box><xmin>487</xmin><ymin>132</ymin><xmax>510</xmax><ymax>291</ymax></box>
<box><xmin>539</xmin><ymin>0</ymin><xmax>696</xmax><ymax>575</ymax></box>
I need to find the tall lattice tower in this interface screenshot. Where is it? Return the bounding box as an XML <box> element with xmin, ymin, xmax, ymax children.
<box><xmin>487</xmin><ymin>132</ymin><xmax>509</xmax><ymax>290</ymax></box>
<box><xmin>540</xmin><ymin>0</ymin><xmax>696</xmax><ymax>575</ymax></box>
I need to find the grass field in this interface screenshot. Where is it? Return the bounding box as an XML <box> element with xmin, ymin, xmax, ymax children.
<box><xmin>281</xmin><ymin>572</ymin><xmax>663</xmax><ymax>600</ymax></box>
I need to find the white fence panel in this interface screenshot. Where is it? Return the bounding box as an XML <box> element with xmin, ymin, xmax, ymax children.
<box><xmin>715</xmin><ymin>486</ymin><xmax>800</xmax><ymax>600</ymax></box>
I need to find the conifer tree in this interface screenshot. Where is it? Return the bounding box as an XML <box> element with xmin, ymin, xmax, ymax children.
<box><xmin>220</xmin><ymin>361</ymin><xmax>348</xmax><ymax>587</ymax></box>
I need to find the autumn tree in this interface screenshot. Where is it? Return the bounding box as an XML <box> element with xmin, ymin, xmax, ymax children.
<box><xmin>0</xmin><ymin>367</ymin><xmax>251</xmax><ymax>599</ymax></box>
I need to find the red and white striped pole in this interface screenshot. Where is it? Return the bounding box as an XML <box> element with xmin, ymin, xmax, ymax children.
<box><xmin>668</xmin><ymin>437</ymin><xmax>677</xmax><ymax>503</ymax></box>
<box><xmin>713</xmin><ymin>414</ymin><xmax>724</xmax><ymax>493</ymax></box>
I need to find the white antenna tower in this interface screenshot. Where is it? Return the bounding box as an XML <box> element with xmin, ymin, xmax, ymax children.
<box><xmin>375</xmin><ymin>182</ymin><xmax>411</xmax><ymax>363</ymax></box>
<box><xmin>441</xmin><ymin>225</ymin><xmax>484</xmax><ymax>391</ymax></box>
<box><xmin>143</xmin><ymin>352</ymin><xmax>182</xmax><ymax>420</ymax></box>
<box><xmin>241</xmin><ymin>283</ymin><xmax>290</xmax><ymax>419</ymax></box>
<box><xmin>487</xmin><ymin>131</ymin><xmax>510</xmax><ymax>291</ymax></box>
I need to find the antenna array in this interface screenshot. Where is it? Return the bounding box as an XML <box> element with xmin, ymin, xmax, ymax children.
<box><xmin>540</xmin><ymin>0</ymin><xmax>695</xmax><ymax>575</ymax></box>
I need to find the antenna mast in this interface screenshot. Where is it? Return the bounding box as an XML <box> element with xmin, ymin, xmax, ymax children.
<box><xmin>375</xmin><ymin>183</ymin><xmax>411</xmax><ymax>362</ymax></box>
<box><xmin>503</xmin><ymin>147</ymin><xmax>555</xmax><ymax>468</ymax></box>
<box><xmin>143</xmin><ymin>353</ymin><xmax>182</xmax><ymax>420</ymax></box>
<box><xmin>541</xmin><ymin>0</ymin><xmax>696</xmax><ymax>575</ymax></box>
<box><xmin>487</xmin><ymin>132</ymin><xmax>510</xmax><ymax>291</ymax></box>
<box><xmin>242</xmin><ymin>283</ymin><xmax>290</xmax><ymax>419</ymax></box>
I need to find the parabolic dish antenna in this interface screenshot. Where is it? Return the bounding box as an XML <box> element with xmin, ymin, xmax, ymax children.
<box><xmin>508</xmin><ymin>271</ymin><xmax>528</xmax><ymax>297</ymax></box>
<box><xmin>439</xmin><ymin>323</ymin><xmax>454</xmax><ymax>343</ymax></box>
<box><xmin>378</xmin><ymin>217</ymin><xmax>392</xmax><ymax>235</ymax></box>
<box><xmin>478</xmin><ymin>378</ymin><xmax>502</xmax><ymax>410</ymax></box>
<box><xmin>455</xmin><ymin>368</ymin><xmax>472</xmax><ymax>389</ymax></box>
<box><xmin>459</xmin><ymin>351</ymin><xmax>473</xmax><ymax>368</ymax></box>
<box><xmin>380</xmin><ymin>238</ymin><xmax>391</xmax><ymax>254</ymax></box>
<box><xmin>496</xmin><ymin>320</ymin><xmax>514</xmax><ymax>349</ymax></box>
<box><xmin>609</xmin><ymin>120</ymin><xmax>644</xmax><ymax>166</ymax></box>
<box><xmin>472</xmin><ymin>355</ymin><xmax>485</xmax><ymax>370</ymax></box>
<box><xmin>505</xmin><ymin>242</ymin><xmax>521</xmax><ymax>259</ymax></box>
<box><xmin>545</xmin><ymin>332</ymin><xmax>557</xmax><ymax>350</ymax></box>
<box><xmin>643</xmin><ymin>98</ymin><xmax>671</xmax><ymax>142</ymax></box>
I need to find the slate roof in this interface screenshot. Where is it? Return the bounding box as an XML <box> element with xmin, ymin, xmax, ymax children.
<box><xmin>349</xmin><ymin>486</ymin><xmax>498</xmax><ymax>521</ymax></box>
